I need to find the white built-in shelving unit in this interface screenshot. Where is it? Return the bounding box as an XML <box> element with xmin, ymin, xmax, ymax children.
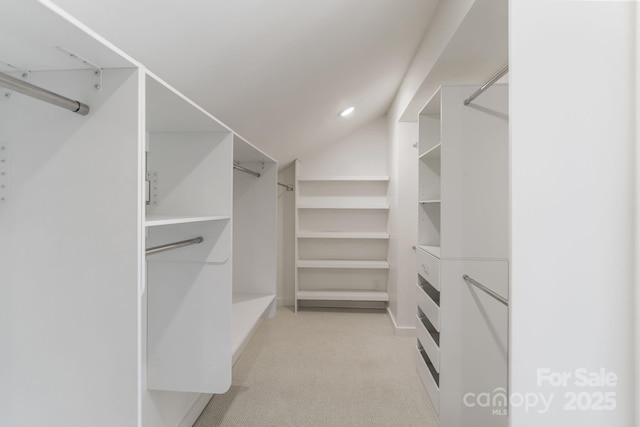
<box><xmin>416</xmin><ymin>85</ymin><xmax>509</xmax><ymax>427</ymax></box>
<box><xmin>294</xmin><ymin>161</ymin><xmax>390</xmax><ymax>310</ymax></box>
<box><xmin>0</xmin><ymin>2</ymin><xmax>276</xmax><ymax>426</ymax></box>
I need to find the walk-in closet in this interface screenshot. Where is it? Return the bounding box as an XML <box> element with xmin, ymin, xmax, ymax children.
<box><xmin>1</xmin><ymin>0</ymin><xmax>637</xmax><ymax>426</ymax></box>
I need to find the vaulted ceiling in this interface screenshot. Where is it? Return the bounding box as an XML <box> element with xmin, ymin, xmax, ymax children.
<box><xmin>50</xmin><ymin>0</ymin><xmax>440</xmax><ymax>167</ymax></box>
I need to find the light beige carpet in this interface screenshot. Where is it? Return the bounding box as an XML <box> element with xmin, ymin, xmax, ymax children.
<box><xmin>194</xmin><ymin>307</ymin><xmax>437</xmax><ymax>427</ymax></box>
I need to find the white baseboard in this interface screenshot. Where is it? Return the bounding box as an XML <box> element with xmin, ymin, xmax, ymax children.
<box><xmin>178</xmin><ymin>393</ymin><xmax>213</xmax><ymax>427</ymax></box>
<box><xmin>386</xmin><ymin>307</ymin><xmax>415</xmax><ymax>337</ymax></box>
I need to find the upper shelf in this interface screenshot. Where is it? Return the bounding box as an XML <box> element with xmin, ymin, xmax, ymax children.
<box><xmin>0</xmin><ymin>0</ymin><xmax>136</xmax><ymax>72</ymax></box>
<box><xmin>297</xmin><ymin>231</ymin><xmax>390</xmax><ymax>239</ymax></box>
<box><xmin>297</xmin><ymin>176</ymin><xmax>390</xmax><ymax>182</ymax></box>
<box><xmin>145</xmin><ymin>215</ymin><xmax>230</xmax><ymax>227</ymax></box>
<box><xmin>297</xmin><ymin>198</ymin><xmax>390</xmax><ymax>210</ymax></box>
<box><xmin>419</xmin><ymin>144</ymin><xmax>441</xmax><ymax>160</ymax></box>
<box><xmin>233</xmin><ymin>134</ymin><xmax>276</xmax><ymax>165</ymax></box>
<box><xmin>297</xmin><ymin>260</ymin><xmax>390</xmax><ymax>269</ymax></box>
<box><xmin>146</xmin><ymin>74</ymin><xmax>230</xmax><ymax>134</ymax></box>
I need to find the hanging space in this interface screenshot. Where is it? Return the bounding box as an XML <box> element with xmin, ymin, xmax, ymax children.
<box><xmin>144</xmin><ymin>73</ymin><xmax>235</xmax><ymax>395</ymax></box>
<box><xmin>232</xmin><ymin>135</ymin><xmax>277</xmax><ymax>363</ymax></box>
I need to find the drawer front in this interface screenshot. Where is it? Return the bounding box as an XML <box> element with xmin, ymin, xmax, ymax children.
<box><xmin>415</xmin><ymin>346</ymin><xmax>439</xmax><ymax>415</ymax></box>
<box><xmin>416</xmin><ymin>248</ymin><xmax>440</xmax><ymax>290</ymax></box>
<box><xmin>416</xmin><ymin>316</ymin><xmax>440</xmax><ymax>372</ymax></box>
<box><xmin>416</xmin><ymin>283</ymin><xmax>440</xmax><ymax>331</ymax></box>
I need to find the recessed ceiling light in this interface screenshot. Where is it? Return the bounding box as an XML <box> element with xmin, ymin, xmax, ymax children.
<box><xmin>339</xmin><ymin>106</ymin><xmax>355</xmax><ymax>117</ymax></box>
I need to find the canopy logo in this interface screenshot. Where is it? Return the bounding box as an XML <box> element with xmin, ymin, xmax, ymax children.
<box><xmin>463</xmin><ymin>387</ymin><xmax>554</xmax><ymax>415</ymax></box>
<box><xmin>462</xmin><ymin>368</ymin><xmax>618</xmax><ymax>415</ymax></box>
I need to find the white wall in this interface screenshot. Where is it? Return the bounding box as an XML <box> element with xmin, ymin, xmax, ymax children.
<box><xmin>298</xmin><ymin>116</ymin><xmax>388</xmax><ymax>176</ymax></box>
<box><xmin>637</xmin><ymin>5</ymin><xmax>640</xmax><ymax>425</ymax></box>
<box><xmin>386</xmin><ymin>119</ymin><xmax>419</xmax><ymax>332</ymax></box>
<box><xmin>510</xmin><ymin>2</ymin><xmax>636</xmax><ymax>426</ymax></box>
<box><xmin>391</xmin><ymin>0</ymin><xmax>476</xmax><ymax>122</ymax></box>
<box><xmin>386</xmin><ymin>0</ymin><xmax>478</xmax><ymax>331</ymax></box>
<box><xmin>277</xmin><ymin>164</ymin><xmax>296</xmax><ymax>307</ymax></box>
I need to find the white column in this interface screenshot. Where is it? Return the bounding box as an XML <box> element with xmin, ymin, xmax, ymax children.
<box><xmin>510</xmin><ymin>1</ymin><xmax>637</xmax><ymax>426</ymax></box>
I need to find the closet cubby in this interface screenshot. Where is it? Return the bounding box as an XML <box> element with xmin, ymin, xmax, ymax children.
<box><xmin>294</xmin><ymin>164</ymin><xmax>390</xmax><ymax>310</ymax></box>
<box><xmin>418</xmin><ymin>89</ymin><xmax>442</xmax><ymax>259</ymax></box>
<box><xmin>145</xmin><ymin>75</ymin><xmax>233</xmax><ymax>225</ymax></box>
<box><xmin>418</xmin><ymin>94</ymin><xmax>441</xmax><ymax>157</ymax></box>
<box><xmin>145</xmin><ymin>73</ymin><xmax>234</xmax><ymax>394</ymax></box>
<box><xmin>232</xmin><ymin>135</ymin><xmax>277</xmax><ymax>362</ymax></box>
<box><xmin>416</xmin><ymin>85</ymin><xmax>508</xmax><ymax>427</ymax></box>
<box><xmin>0</xmin><ymin>2</ymin><xmax>277</xmax><ymax>425</ymax></box>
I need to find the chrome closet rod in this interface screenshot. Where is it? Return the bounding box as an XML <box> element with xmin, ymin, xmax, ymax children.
<box><xmin>462</xmin><ymin>274</ymin><xmax>509</xmax><ymax>306</ymax></box>
<box><xmin>463</xmin><ymin>65</ymin><xmax>509</xmax><ymax>106</ymax></box>
<box><xmin>233</xmin><ymin>163</ymin><xmax>261</xmax><ymax>178</ymax></box>
<box><xmin>278</xmin><ymin>182</ymin><xmax>293</xmax><ymax>191</ymax></box>
<box><xmin>146</xmin><ymin>237</ymin><xmax>203</xmax><ymax>256</ymax></box>
<box><xmin>0</xmin><ymin>71</ymin><xmax>90</xmax><ymax>115</ymax></box>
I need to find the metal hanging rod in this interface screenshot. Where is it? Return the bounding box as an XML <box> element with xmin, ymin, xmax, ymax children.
<box><xmin>233</xmin><ymin>163</ymin><xmax>261</xmax><ymax>178</ymax></box>
<box><xmin>146</xmin><ymin>237</ymin><xmax>203</xmax><ymax>256</ymax></box>
<box><xmin>462</xmin><ymin>274</ymin><xmax>508</xmax><ymax>306</ymax></box>
<box><xmin>463</xmin><ymin>65</ymin><xmax>509</xmax><ymax>106</ymax></box>
<box><xmin>278</xmin><ymin>182</ymin><xmax>293</xmax><ymax>191</ymax></box>
<box><xmin>0</xmin><ymin>71</ymin><xmax>90</xmax><ymax>115</ymax></box>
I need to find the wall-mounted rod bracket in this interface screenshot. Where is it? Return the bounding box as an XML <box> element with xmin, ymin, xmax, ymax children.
<box><xmin>146</xmin><ymin>237</ymin><xmax>204</xmax><ymax>256</ymax></box>
<box><xmin>56</xmin><ymin>46</ymin><xmax>103</xmax><ymax>90</ymax></box>
<box><xmin>0</xmin><ymin>60</ymin><xmax>30</xmax><ymax>80</ymax></box>
<box><xmin>463</xmin><ymin>65</ymin><xmax>509</xmax><ymax>106</ymax></box>
<box><xmin>0</xmin><ymin>71</ymin><xmax>90</xmax><ymax>115</ymax></box>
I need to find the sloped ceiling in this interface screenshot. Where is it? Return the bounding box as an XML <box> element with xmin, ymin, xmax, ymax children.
<box><xmin>50</xmin><ymin>0</ymin><xmax>440</xmax><ymax>167</ymax></box>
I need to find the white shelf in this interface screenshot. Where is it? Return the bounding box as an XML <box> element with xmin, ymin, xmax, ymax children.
<box><xmin>418</xmin><ymin>245</ymin><xmax>441</xmax><ymax>259</ymax></box>
<box><xmin>231</xmin><ymin>293</ymin><xmax>276</xmax><ymax>361</ymax></box>
<box><xmin>298</xmin><ymin>176</ymin><xmax>390</xmax><ymax>182</ymax></box>
<box><xmin>419</xmin><ymin>143</ymin><xmax>441</xmax><ymax>160</ymax></box>
<box><xmin>297</xmin><ymin>260</ymin><xmax>389</xmax><ymax>269</ymax></box>
<box><xmin>297</xmin><ymin>231</ymin><xmax>390</xmax><ymax>239</ymax></box>
<box><xmin>145</xmin><ymin>214</ymin><xmax>230</xmax><ymax>227</ymax></box>
<box><xmin>297</xmin><ymin>290</ymin><xmax>389</xmax><ymax>302</ymax></box>
<box><xmin>297</xmin><ymin>198</ymin><xmax>390</xmax><ymax>209</ymax></box>
<box><xmin>419</xmin><ymin>200</ymin><xmax>441</xmax><ymax>204</ymax></box>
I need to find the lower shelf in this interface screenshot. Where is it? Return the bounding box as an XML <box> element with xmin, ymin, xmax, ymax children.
<box><xmin>297</xmin><ymin>290</ymin><xmax>389</xmax><ymax>302</ymax></box>
<box><xmin>232</xmin><ymin>292</ymin><xmax>275</xmax><ymax>363</ymax></box>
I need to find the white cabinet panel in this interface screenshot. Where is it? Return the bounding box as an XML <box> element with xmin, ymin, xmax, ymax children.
<box><xmin>440</xmin><ymin>85</ymin><xmax>509</xmax><ymax>260</ymax></box>
<box><xmin>147</xmin><ymin>260</ymin><xmax>232</xmax><ymax>393</ymax></box>
<box><xmin>439</xmin><ymin>260</ymin><xmax>508</xmax><ymax>427</ymax></box>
